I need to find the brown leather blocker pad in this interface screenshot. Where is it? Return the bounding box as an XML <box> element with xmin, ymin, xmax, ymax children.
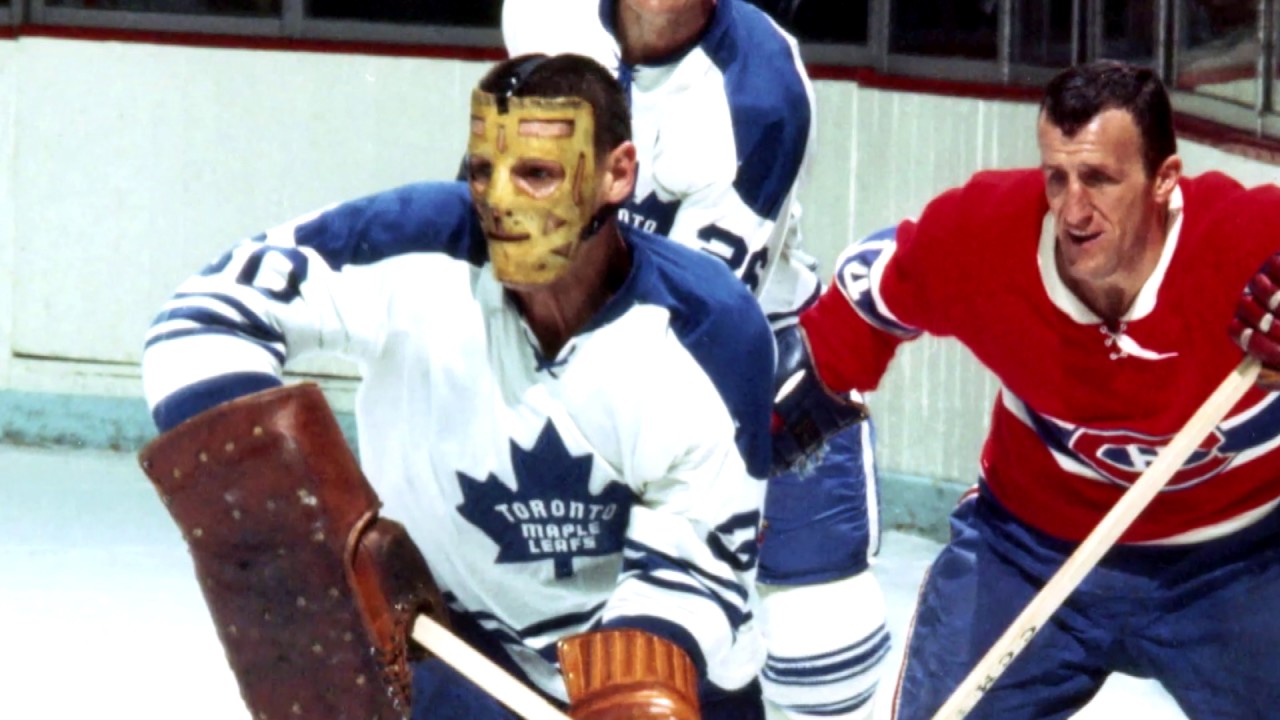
<box><xmin>557</xmin><ymin>629</ymin><xmax>700</xmax><ymax>720</ymax></box>
<box><xmin>138</xmin><ymin>383</ymin><xmax>446</xmax><ymax>720</ymax></box>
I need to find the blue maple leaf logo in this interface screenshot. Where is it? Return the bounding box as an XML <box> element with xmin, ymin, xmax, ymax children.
<box><xmin>456</xmin><ymin>421</ymin><xmax>635</xmax><ymax>578</ymax></box>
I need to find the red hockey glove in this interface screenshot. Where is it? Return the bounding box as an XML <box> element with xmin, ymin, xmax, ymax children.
<box><xmin>1231</xmin><ymin>254</ymin><xmax>1280</xmax><ymax>389</ymax></box>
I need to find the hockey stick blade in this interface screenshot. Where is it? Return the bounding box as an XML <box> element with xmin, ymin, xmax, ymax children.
<box><xmin>930</xmin><ymin>355</ymin><xmax>1261</xmax><ymax>720</ymax></box>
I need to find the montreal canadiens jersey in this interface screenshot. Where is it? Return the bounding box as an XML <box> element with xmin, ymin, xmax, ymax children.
<box><xmin>805</xmin><ymin>169</ymin><xmax>1280</xmax><ymax>543</ymax></box>
<box><xmin>141</xmin><ymin>181</ymin><xmax>774</xmax><ymax>697</ymax></box>
<box><xmin>503</xmin><ymin>0</ymin><xmax>822</xmax><ymax>326</ymax></box>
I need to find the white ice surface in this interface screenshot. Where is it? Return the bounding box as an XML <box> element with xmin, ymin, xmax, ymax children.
<box><xmin>0</xmin><ymin>445</ymin><xmax>1186</xmax><ymax>719</ymax></box>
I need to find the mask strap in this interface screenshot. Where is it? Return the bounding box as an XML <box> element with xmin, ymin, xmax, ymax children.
<box><xmin>496</xmin><ymin>55</ymin><xmax>549</xmax><ymax>114</ymax></box>
<box><xmin>580</xmin><ymin>203</ymin><xmax>619</xmax><ymax>241</ymax></box>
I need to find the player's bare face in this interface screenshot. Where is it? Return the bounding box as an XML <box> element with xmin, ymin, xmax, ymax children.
<box><xmin>1039</xmin><ymin>109</ymin><xmax>1163</xmax><ymax>305</ymax></box>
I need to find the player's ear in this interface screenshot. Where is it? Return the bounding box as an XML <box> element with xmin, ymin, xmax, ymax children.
<box><xmin>598</xmin><ymin>140</ymin><xmax>636</xmax><ymax>206</ymax></box>
<box><xmin>1152</xmin><ymin>153</ymin><xmax>1181</xmax><ymax>204</ymax></box>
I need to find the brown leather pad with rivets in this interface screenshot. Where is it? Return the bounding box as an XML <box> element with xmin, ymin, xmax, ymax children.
<box><xmin>138</xmin><ymin>382</ymin><xmax>446</xmax><ymax>720</ymax></box>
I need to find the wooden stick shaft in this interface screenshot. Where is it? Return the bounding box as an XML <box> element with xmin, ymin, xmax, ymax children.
<box><xmin>412</xmin><ymin>614</ymin><xmax>574</xmax><ymax>720</ymax></box>
<box><xmin>930</xmin><ymin>356</ymin><xmax>1261</xmax><ymax>720</ymax></box>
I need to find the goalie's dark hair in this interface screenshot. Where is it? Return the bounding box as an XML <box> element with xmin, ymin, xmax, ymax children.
<box><xmin>478</xmin><ymin>53</ymin><xmax>632</xmax><ymax>162</ymax></box>
<box><xmin>1041</xmin><ymin>60</ymin><xmax>1176</xmax><ymax>178</ymax></box>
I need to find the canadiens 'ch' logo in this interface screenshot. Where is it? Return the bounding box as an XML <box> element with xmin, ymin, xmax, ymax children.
<box><xmin>456</xmin><ymin>421</ymin><xmax>634</xmax><ymax>579</ymax></box>
<box><xmin>1067</xmin><ymin>427</ymin><xmax>1232</xmax><ymax>489</ymax></box>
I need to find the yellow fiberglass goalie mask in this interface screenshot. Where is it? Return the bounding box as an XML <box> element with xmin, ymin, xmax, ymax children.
<box><xmin>468</xmin><ymin>86</ymin><xmax>599</xmax><ymax>287</ymax></box>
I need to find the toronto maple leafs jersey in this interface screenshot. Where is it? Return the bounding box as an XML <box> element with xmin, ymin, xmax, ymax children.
<box><xmin>503</xmin><ymin>0</ymin><xmax>821</xmax><ymax>326</ymax></box>
<box><xmin>803</xmin><ymin>169</ymin><xmax>1280</xmax><ymax>543</ymax></box>
<box><xmin>141</xmin><ymin>180</ymin><xmax>774</xmax><ymax>698</ymax></box>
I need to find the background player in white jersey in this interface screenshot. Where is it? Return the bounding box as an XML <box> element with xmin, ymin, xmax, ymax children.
<box><xmin>142</xmin><ymin>53</ymin><xmax>775</xmax><ymax>719</ymax></box>
<box><xmin>503</xmin><ymin>3</ymin><xmax>891</xmax><ymax>718</ymax></box>
<box><xmin>774</xmin><ymin>59</ymin><xmax>1280</xmax><ymax>718</ymax></box>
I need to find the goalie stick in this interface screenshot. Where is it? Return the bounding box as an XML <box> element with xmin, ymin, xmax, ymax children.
<box><xmin>412</xmin><ymin>615</ymin><xmax>573</xmax><ymax>720</ymax></box>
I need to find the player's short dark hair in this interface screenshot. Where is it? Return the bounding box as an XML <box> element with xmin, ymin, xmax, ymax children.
<box><xmin>478</xmin><ymin>53</ymin><xmax>632</xmax><ymax>161</ymax></box>
<box><xmin>1040</xmin><ymin>60</ymin><xmax>1177</xmax><ymax>177</ymax></box>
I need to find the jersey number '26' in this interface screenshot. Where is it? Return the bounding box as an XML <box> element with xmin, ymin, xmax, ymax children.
<box><xmin>698</xmin><ymin>224</ymin><xmax>768</xmax><ymax>293</ymax></box>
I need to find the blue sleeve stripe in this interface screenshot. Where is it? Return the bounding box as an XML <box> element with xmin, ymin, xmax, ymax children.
<box><xmin>514</xmin><ymin>602</ymin><xmax>608</xmax><ymax>639</ymax></box>
<box><xmin>621</xmin><ymin>543</ymin><xmax>754</xmax><ymax>631</ymax></box>
<box><xmin>462</xmin><ymin>617</ymin><xmax>524</xmax><ymax>648</ymax></box>
<box><xmin>773</xmin><ymin>686</ymin><xmax>878</xmax><ymax>716</ymax></box>
<box><xmin>763</xmin><ymin>625</ymin><xmax>890</xmax><ymax>682</ymax></box>
<box><xmin>173</xmin><ymin>291</ymin><xmax>283</xmax><ymax>338</ymax></box>
<box><xmin>715</xmin><ymin>509</ymin><xmax>761</xmax><ymax>534</ymax></box>
<box><xmin>621</xmin><ymin>563</ymin><xmax>755</xmax><ymax>632</ymax></box>
<box><xmin>463</xmin><ymin>601</ymin><xmax>607</xmax><ymax>644</ymax></box>
<box><xmin>599</xmin><ymin>615</ymin><xmax>709</xmax><ymax>679</ymax></box>
<box><xmin>709</xmin><ymin>511</ymin><xmax>762</xmax><ymax>570</ymax></box>
<box><xmin>443</xmin><ymin>605</ymin><xmax>569</xmax><ymax>674</ymax></box>
<box><xmin>151</xmin><ymin>302</ymin><xmax>285</xmax><ymax>346</ymax></box>
<box><xmin>151</xmin><ymin>372</ymin><xmax>283</xmax><ymax>432</ymax></box>
<box><xmin>719</xmin><ymin>536</ymin><xmax>760</xmax><ymax>569</ymax></box>
<box><xmin>143</xmin><ymin>327</ymin><xmax>286</xmax><ymax>366</ymax></box>
<box><xmin>144</xmin><ymin>326</ymin><xmax>287</xmax><ymax>366</ymax></box>
<box><xmin>623</xmin><ymin>538</ymin><xmax>749</xmax><ymax>602</ymax></box>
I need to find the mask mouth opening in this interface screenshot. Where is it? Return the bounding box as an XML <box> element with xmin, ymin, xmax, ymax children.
<box><xmin>486</xmin><ymin>232</ymin><xmax>532</xmax><ymax>243</ymax></box>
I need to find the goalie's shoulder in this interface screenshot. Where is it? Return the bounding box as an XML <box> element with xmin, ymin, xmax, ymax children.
<box><xmin>626</xmin><ymin>225</ymin><xmax>771</xmax><ymax>351</ymax></box>
<box><xmin>291</xmin><ymin>180</ymin><xmax>485</xmax><ymax>270</ymax></box>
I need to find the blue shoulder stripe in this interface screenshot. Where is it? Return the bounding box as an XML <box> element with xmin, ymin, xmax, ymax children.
<box><xmin>292</xmin><ymin>181</ymin><xmax>487</xmax><ymax>270</ymax></box>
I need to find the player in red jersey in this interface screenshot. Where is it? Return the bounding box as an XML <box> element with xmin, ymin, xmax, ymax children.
<box><xmin>772</xmin><ymin>59</ymin><xmax>1280</xmax><ymax>718</ymax></box>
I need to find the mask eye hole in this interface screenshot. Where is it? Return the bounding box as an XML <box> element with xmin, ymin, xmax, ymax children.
<box><xmin>511</xmin><ymin>160</ymin><xmax>566</xmax><ymax>198</ymax></box>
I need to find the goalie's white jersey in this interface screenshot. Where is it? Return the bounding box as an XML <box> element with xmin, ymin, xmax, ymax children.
<box><xmin>504</xmin><ymin>0</ymin><xmax>822</xmax><ymax>327</ymax></box>
<box><xmin>142</xmin><ymin>181</ymin><xmax>773</xmax><ymax>698</ymax></box>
